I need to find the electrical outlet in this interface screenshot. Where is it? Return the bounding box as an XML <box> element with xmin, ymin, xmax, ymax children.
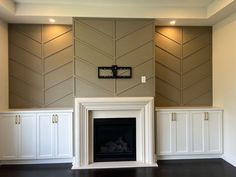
<box><xmin>141</xmin><ymin>76</ymin><xmax>146</xmax><ymax>83</ymax></box>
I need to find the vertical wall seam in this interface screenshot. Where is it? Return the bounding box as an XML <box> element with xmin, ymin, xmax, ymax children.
<box><xmin>42</xmin><ymin>24</ymin><xmax>45</xmax><ymax>108</ymax></box>
<box><xmin>114</xmin><ymin>19</ymin><xmax>117</xmax><ymax>96</ymax></box>
<box><xmin>180</xmin><ymin>27</ymin><xmax>184</xmax><ymax>106</ymax></box>
<box><xmin>73</xmin><ymin>19</ymin><xmax>76</xmax><ymax>98</ymax></box>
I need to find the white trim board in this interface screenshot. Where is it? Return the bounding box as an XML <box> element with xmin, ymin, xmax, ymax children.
<box><xmin>222</xmin><ymin>154</ymin><xmax>236</xmax><ymax>167</ymax></box>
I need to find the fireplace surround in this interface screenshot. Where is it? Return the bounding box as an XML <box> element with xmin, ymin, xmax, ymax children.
<box><xmin>73</xmin><ymin>97</ymin><xmax>157</xmax><ymax>169</ymax></box>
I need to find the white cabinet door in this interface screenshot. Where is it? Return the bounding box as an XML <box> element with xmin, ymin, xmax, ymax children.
<box><xmin>18</xmin><ymin>114</ymin><xmax>37</xmax><ymax>159</ymax></box>
<box><xmin>0</xmin><ymin>114</ymin><xmax>18</xmax><ymax>160</ymax></box>
<box><xmin>37</xmin><ymin>114</ymin><xmax>54</xmax><ymax>159</ymax></box>
<box><xmin>172</xmin><ymin>112</ymin><xmax>189</xmax><ymax>154</ymax></box>
<box><xmin>37</xmin><ymin>112</ymin><xmax>73</xmax><ymax>159</ymax></box>
<box><xmin>54</xmin><ymin>113</ymin><xmax>73</xmax><ymax>158</ymax></box>
<box><xmin>206</xmin><ymin>111</ymin><xmax>222</xmax><ymax>154</ymax></box>
<box><xmin>190</xmin><ymin>112</ymin><xmax>205</xmax><ymax>154</ymax></box>
<box><xmin>190</xmin><ymin>111</ymin><xmax>222</xmax><ymax>154</ymax></box>
<box><xmin>156</xmin><ymin>112</ymin><xmax>172</xmax><ymax>155</ymax></box>
<box><xmin>157</xmin><ymin>111</ymin><xmax>189</xmax><ymax>155</ymax></box>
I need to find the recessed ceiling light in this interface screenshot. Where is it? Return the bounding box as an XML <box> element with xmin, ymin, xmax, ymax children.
<box><xmin>49</xmin><ymin>18</ymin><xmax>56</xmax><ymax>23</ymax></box>
<box><xmin>170</xmin><ymin>20</ymin><xmax>176</xmax><ymax>25</ymax></box>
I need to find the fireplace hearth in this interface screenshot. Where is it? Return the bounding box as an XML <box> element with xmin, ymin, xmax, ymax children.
<box><xmin>94</xmin><ymin>118</ymin><xmax>136</xmax><ymax>162</ymax></box>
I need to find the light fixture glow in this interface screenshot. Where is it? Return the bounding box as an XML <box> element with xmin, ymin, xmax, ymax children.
<box><xmin>170</xmin><ymin>20</ymin><xmax>176</xmax><ymax>25</ymax></box>
<box><xmin>49</xmin><ymin>18</ymin><xmax>56</xmax><ymax>23</ymax></box>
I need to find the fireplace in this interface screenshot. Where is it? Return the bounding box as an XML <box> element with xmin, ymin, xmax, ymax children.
<box><xmin>73</xmin><ymin>97</ymin><xmax>157</xmax><ymax>169</ymax></box>
<box><xmin>94</xmin><ymin>118</ymin><xmax>136</xmax><ymax>162</ymax></box>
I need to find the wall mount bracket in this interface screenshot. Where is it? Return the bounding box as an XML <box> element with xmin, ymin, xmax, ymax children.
<box><xmin>98</xmin><ymin>65</ymin><xmax>132</xmax><ymax>79</ymax></box>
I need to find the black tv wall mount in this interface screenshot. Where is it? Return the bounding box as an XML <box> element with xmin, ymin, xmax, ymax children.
<box><xmin>98</xmin><ymin>65</ymin><xmax>132</xmax><ymax>79</ymax></box>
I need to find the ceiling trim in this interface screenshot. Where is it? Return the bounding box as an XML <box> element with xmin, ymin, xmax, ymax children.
<box><xmin>0</xmin><ymin>0</ymin><xmax>236</xmax><ymax>25</ymax></box>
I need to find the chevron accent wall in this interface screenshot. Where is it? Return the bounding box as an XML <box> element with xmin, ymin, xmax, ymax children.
<box><xmin>155</xmin><ymin>26</ymin><xmax>212</xmax><ymax>106</ymax></box>
<box><xmin>74</xmin><ymin>18</ymin><xmax>155</xmax><ymax>97</ymax></box>
<box><xmin>9</xmin><ymin>24</ymin><xmax>73</xmax><ymax>108</ymax></box>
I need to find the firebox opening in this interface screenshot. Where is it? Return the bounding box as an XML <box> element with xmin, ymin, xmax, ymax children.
<box><xmin>94</xmin><ymin>118</ymin><xmax>136</xmax><ymax>162</ymax></box>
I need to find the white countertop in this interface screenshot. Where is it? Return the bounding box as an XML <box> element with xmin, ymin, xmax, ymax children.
<box><xmin>0</xmin><ymin>108</ymin><xmax>73</xmax><ymax>113</ymax></box>
<box><xmin>156</xmin><ymin>106</ymin><xmax>223</xmax><ymax>111</ymax></box>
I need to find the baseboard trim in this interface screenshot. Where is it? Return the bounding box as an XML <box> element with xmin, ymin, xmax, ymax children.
<box><xmin>0</xmin><ymin>158</ymin><xmax>73</xmax><ymax>165</ymax></box>
<box><xmin>157</xmin><ymin>154</ymin><xmax>222</xmax><ymax>160</ymax></box>
<box><xmin>222</xmin><ymin>154</ymin><xmax>236</xmax><ymax>167</ymax></box>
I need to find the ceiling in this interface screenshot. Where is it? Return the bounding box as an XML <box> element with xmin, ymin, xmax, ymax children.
<box><xmin>0</xmin><ymin>0</ymin><xmax>236</xmax><ymax>25</ymax></box>
<box><xmin>13</xmin><ymin>0</ymin><xmax>214</xmax><ymax>7</ymax></box>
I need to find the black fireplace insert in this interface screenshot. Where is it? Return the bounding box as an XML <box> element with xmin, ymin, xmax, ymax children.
<box><xmin>94</xmin><ymin>118</ymin><xmax>136</xmax><ymax>162</ymax></box>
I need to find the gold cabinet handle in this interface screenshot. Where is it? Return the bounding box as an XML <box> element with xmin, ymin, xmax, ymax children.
<box><xmin>171</xmin><ymin>112</ymin><xmax>176</xmax><ymax>121</ymax></box>
<box><xmin>52</xmin><ymin>114</ymin><xmax>55</xmax><ymax>124</ymax></box>
<box><xmin>55</xmin><ymin>114</ymin><xmax>58</xmax><ymax>124</ymax></box>
<box><xmin>18</xmin><ymin>115</ymin><xmax>21</xmax><ymax>124</ymax></box>
<box><xmin>204</xmin><ymin>112</ymin><xmax>209</xmax><ymax>121</ymax></box>
<box><xmin>15</xmin><ymin>115</ymin><xmax>18</xmax><ymax>124</ymax></box>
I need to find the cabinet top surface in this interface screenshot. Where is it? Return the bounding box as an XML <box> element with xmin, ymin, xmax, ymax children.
<box><xmin>0</xmin><ymin>108</ymin><xmax>73</xmax><ymax>113</ymax></box>
<box><xmin>156</xmin><ymin>106</ymin><xmax>223</xmax><ymax>111</ymax></box>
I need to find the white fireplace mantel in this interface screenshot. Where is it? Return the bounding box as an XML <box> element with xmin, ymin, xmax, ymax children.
<box><xmin>73</xmin><ymin>97</ymin><xmax>157</xmax><ymax>169</ymax></box>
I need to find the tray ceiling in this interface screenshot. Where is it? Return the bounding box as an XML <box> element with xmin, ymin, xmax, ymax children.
<box><xmin>14</xmin><ymin>0</ymin><xmax>214</xmax><ymax>7</ymax></box>
<box><xmin>1</xmin><ymin>0</ymin><xmax>236</xmax><ymax>25</ymax></box>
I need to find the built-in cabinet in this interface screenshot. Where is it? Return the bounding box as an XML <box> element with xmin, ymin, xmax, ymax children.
<box><xmin>156</xmin><ymin>108</ymin><xmax>223</xmax><ymax>159</ymax></box>
<box><xmin>37</xmin><ymin>113</ymin><xmax>73</xmax><ymax>159</ymax></box>
<box><xmin>0</xmin><ymin>109</ymin><xmax>73</xmax><ymax>163</ymax></box>
<box><xmin>0</xmin><ymin>113</ymin><xmax>36</xmax><ymax>160</ymax></box>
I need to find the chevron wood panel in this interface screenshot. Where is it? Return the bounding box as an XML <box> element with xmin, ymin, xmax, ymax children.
<box><xmin>74</xmin><ymin>40</ymin><xmax>113</xmax><ymax>66</ymax></box>
<box><xmin>74</xmin><ymin>18</ymin><xmax>155</xmax><ymax>97</ymax></box>
<box><xmin>9</xmin><ymin>24</ymin><xmax>73</xmax><ymax>108</ymax></box>
<box><xmin>155</xmin><ymin>27</ymin><xmax>182</xmax><ymax>106</ymax></box>
<box><xmin>44</xmin><ymin>62</ymin><xmax>73</xmax><ymax>89</ymax></box>
<box><xmin>155</xmin><ymin>31</ymin><xmax>182</xmax><ymax>59</ymax></box>
<box><xmin>42</xmin><ymin>25</ymin><xmax>73</xmax><ymax>107</ymax></box>
<box><xmin>182</xmin><ymin>27</ymin><xmax>212</xmax><ymax>105</ymax></box>
<box><xmin>156</xmin><ymin>78</ymin><xmax>181</xmax><ymax>104</ymax></box>
<box><xmin>74</xmin><ymin>19</ymin><xmax>114</xmax><ymax>57</ymax></box>
<box><xmin>9</xmin><ymin>45</ymin><xmax>42</xmax><ymax>74</ymax></box>
<box><xmin>42</xmin><ymin>25</ymin><xmax>72</xmax><ymax>43</ymax></box>
<box><xmin>74</xmin><ymin>18</ymin><xmax>115</xmax><ymax>97</ymax></box>
<box><xmin>116</xmin><ymin>60</ymin><xmax>154</xmax><ymax>95</ymax></box>
<box><xmin>45</xmin><ymin>78</ymin><xmax>73</xmax><ymax>106</ymax></box>
<box><xmin>10</xmin><ymin>77</ymin><xmax>44</xmax><ymax>106</ymax></box>
<box><xmin>75</xmin><ymin>77</ymin><xmax>113</xmax><ymax>97</ymax></box>
<box><xmin>116</xmin><ymin>19</ymin><xmax>155</xmax><ymax>96</ymax></box>
<box><xmin>44</xmin><ymin>46</ymin><xmax>73</xmax><ymax>73</ymax></box>
<box><xmin>155</xmin><ymin>26</ymin><xmax>212</xmax><ymax>106</ymax></box>
<box><xmin>116</xmin><ymin>24</ymin><xmax>153</xmax><ymax>58</ymax></box>
<box><xmin>75</xmin><ymin>60</ymin><xmax>114</xmax><ymax>93</ymax></box>
<box><xmin>78</xmin><ymin>18</ymin><xmax>114</xmax><ymax>37</ymax></box>
<box><xmin>183</xmin><ymin>45</ymin><xmax>211</xmax><ymax>73</ymax></box>
<box><xmin>155</xmin><ymin>47</ymin><xmax>181</xmax><ymax>73</ymax></box>
<box><xmin>116</xmin><ymin>19</ymin><xmax>152</xmax><ymax>39</ymax></box>
<box><xmin>9</xmin><ymin>27</ymin><xmax>42</xmax><ymax>58</ymax></box>
<box><xmin>116</xmin><ymin>41</ymin><xmax>153</xmax><ymax>67</ymax></box>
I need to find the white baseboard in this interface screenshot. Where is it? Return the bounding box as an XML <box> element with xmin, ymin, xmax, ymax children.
<box><xmin>157</xmin><ymin>154</ymin><xmax>222</xmax><ymax>160</ymax></box>
<box><xmin>0</xmin><ymin>158</ymin><xmax>73</xmax><ymax>165</ymax></box>
<box><xmin>222</xmin><ymin>154</ymin><xmax>236</xmax><ymax>167</ymax></box>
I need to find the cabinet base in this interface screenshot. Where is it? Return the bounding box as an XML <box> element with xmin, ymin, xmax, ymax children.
<box><xmin>157</xmin><ymin>154</ymin><xmax>222</xmax><ymax>160</ymax></box>
<box><xmin>0</xmin><ymin>158</ymin><xmax>73</xmax><ymax>165</ymax></box>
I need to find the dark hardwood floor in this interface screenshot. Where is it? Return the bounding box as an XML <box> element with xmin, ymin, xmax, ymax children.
<box><xmin>0</xmin><ymin>159</ymin><xmax>236</xmax><ymax>177</ymax></box>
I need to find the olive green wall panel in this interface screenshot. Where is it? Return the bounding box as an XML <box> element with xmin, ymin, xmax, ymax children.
<box><xmin>74</xmin><ymin>18</ymin><xmax>155</xmax><ymax>97</ymax></box>
<box><xmin>155</xmin><ymin>26</ymin><xmax>212</xmax><ymax>106</ymax></box>
<box><xmin>9</xmin><ymin>24</ymin><xmax>73</xmax><ymax>108</ymax></box>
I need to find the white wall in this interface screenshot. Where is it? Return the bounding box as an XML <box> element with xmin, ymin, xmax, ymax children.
<box><xmin>0</xmin><ymin>18</ymin><xmax>8</xmax><ymax>109</ymax></box>
<box><xmin>213</xmin><ymin>12</ymin><xmax>236</xmax><ymax>166</ymax></box>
